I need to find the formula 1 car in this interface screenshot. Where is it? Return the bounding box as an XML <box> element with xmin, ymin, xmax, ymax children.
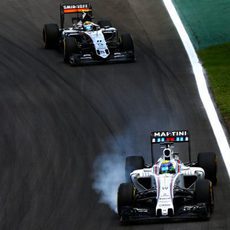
<box><xmin>117</xmin><ymin>130</ymin><xmax>217</xmax><ymax>223</ymax></box>
<box><xmin>42</xmin><ymin>3</ymin><xmax>135</xmax><ymax>65</ymax></box>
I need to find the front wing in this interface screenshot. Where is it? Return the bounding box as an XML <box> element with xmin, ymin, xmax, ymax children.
<box><xmin>119</xmin><ymin>203</ymin><xmax>210</xmax><ymax>224</ymax></box>
<box><xmin>68</xmin><ymin>51</ymin><xmax>135</xmax><ymax>65</ymax></box>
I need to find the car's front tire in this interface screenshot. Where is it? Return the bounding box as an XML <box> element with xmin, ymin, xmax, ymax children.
<box><xmin>120</xmin><ymin>34</ymin><xmax>134</xmax><ymax>52</ymax></box>
<box><xmin>195</xmin><ymin>179</ymin><xmax>214</xmax><ymax>214</ymax></box>
<box><xmin>117</xmin><ymin>183</ymin><xmax>135</xmax><ymax>216</ymax></box>
<box><xmin>63</xmin><ymin>37</ymin><xmax>79</xmax><ymax>64</ymax></box>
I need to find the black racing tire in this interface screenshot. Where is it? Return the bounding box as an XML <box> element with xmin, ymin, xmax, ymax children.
<box><xmin>198</xmin><ymin>152</ymin><xmax>217</xmax><ymax>185</ymax></box>
<box><xmin>63</xmin><ymin>37</ymin><xmax>79</xmax><ymax>64</ymax></box>
<box><xmin>97</xmin><ymin>20</ymin><xmax>112</xmax><ymax>28</ymax></box>
<box><xmin>120</xmin><ymin>33</ymin><xmax>134</xmax><ymax>52</ymax></box>
<box><xmin>125</xmin><ymin>156</ymin><xmax>144</xmax><ymax>182</ymax></box>
<box><xmin>43</xmin><ymin>24</ymin><xmax>59</xmax><ymax>49</ymax></box>
<box><xmin>195</xmin><ymin>179</ymin><xmax>214</xmax><ymax>214</ymax></box>
<box><xmin>117</xmin><ymin>183</ymin><xmax>135</xmax><ymax>216</ymax></box>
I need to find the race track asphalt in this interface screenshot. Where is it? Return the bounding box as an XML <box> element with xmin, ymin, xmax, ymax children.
<box><xmin>0</xmin><ymin>0</ymin><xmax>229</xmax><ymax>229</ymax></box>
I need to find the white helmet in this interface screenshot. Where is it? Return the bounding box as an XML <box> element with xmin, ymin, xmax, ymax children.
<box><xmin>162</xmin><ymin>148</ymin><xmax>173</xmax><ymax>161</ymax></box>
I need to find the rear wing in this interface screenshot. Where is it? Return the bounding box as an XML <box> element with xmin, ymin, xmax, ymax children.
<box><xmin>150</xmin><ymin>130</ymin><xmax>191</xmax><ymax>164</ymax></box>
<box><xmin>60</xmin><ymin>3</ymin><xmax>93</xmax><ymax>28</ymax></box>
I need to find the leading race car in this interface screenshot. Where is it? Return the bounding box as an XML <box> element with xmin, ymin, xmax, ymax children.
<box><xmin>117</xmin><ymin>130</ymin><xmax>217</xmax><ymax>223</ymax></box>
<box><xmin>43</xmin><ymin>3</ymin><xmax>135</xmax><ymax>65</ymax></box>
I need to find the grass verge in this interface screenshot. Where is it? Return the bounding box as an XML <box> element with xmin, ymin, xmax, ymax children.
<box><xmin>198</xmin><ymin>42</ymin><xmax>230</xmax><ymax>130</ymax></box>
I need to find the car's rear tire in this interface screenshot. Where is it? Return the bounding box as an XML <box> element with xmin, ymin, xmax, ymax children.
<box><xmin>195</xmin><ymin>179</ymin><xmax>214</xmax><ymax>214</ymax></box>
<box><xmin>125</xmin><ymin>156</ymin><xmax>144</xmax><ymax>182</ymax></box>
<box><xmin>43</xmin><ymin>24</ymin><xmax>59</xmax><ymax>49</ymax></box>
<box><xmin>117</xmin><ymin>183</ymin><xmax>135</xmax><ymax>216</ymax></box>
<box><xmin>97</xmin><ymin>20</ymin><xmax>112</xmax><ymax>28</ymax></box>
<box><xmin>63</xmin><ymin>37</ymin><xmax>79</xmax><ymax>64</ymax></box>
<box><xmin>198</xmin><ymin>152</ymin><xmax>217</xmax><ymax>185</ymax></box>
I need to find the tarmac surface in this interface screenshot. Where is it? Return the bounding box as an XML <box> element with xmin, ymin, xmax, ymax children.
<box><xmin>0</xmin><ymin>0</ymin><xmax>229</xmax><ymax>229</ymax></box>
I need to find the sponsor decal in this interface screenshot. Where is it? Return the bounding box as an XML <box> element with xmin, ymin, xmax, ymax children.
<box><xmin>135</xmin><ymin>208</ymin><xmax>148</xmax><ymax>213</ymax></box>
<box><xmin>162</xmin><ymin>186</ymin><xmax>169</xmax><ymax>190</ymax></box>
<box><xmin>63</xmin><ymin>4</ymin><xmax>89</xmax><ymax>9</ymax></box>
<box><xmin>151</xmin><ymin>130</ymin><xmax>189</xmax><ymax>143</ymax></box>
<box><xmin>153</xmin><ymin>130</ymin><xmax>188</xmax><ymax>137</ymax></box>
<box><xmin>159</xmin><ymin>197</ymin><xmax>171</xmax><ymax>200</ymax></box>
<box><xmin>159</xmin><ymin>203</ymin><xmax>171</xmax><ymax>207</ymax></box>
<box><xmin>63</xmin><ymin>4</ymin><xmax>92</xmax><ymax>14</ymax></box>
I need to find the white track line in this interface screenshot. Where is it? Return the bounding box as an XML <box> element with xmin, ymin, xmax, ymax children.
<box><xmin>163</xmin><ymin>0</ymin><xmax>230</xmax><ymax>178</ymax></box>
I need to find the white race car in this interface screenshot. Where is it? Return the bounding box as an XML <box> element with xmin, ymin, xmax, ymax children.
<box><xmin>43</xmin><ymin>3</ymin><xmax>135</xmax><ymax>65</ymax></box>
<box><xmin>117</xmin><ymin>130</ymin><xmax>217</xmax><ymax>223</ymax></box>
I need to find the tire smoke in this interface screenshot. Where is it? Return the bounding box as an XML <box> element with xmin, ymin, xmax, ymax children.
<box><xmin>92</xmin><ymin>127</ymin><xmax>147</xmax><ymax>212</ymax></box>
<box><xmin>92</xmin><ymin>153</ymin><xmax>125</xmax><ymax>212</ymax></box>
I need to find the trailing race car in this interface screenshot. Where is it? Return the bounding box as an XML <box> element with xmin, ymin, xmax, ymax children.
<box><xmin>117</xmin><ymin>130</ymin><xmax>217</xmax><ymax>223</ymax></box>
<box><xmin>43</xmin><ymin>2</ymin><xmax>135</xmax><ymax>65</ymax></box>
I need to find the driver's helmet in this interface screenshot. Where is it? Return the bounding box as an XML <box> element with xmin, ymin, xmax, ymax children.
<box><xmin>159</xmin><ymin>160</ymin><xmax>175</xmax><ymax>174</ymax></box>
<box><xmin>83</xmin><ymin>21</ymin><xmax>94</xmax><ymax>31</ymax></box>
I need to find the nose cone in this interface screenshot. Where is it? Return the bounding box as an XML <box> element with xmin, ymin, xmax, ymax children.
<box><xmin>97</xmin><ymin>49</ymin><xmax>109</xmax><ymax>58</ymax></box>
